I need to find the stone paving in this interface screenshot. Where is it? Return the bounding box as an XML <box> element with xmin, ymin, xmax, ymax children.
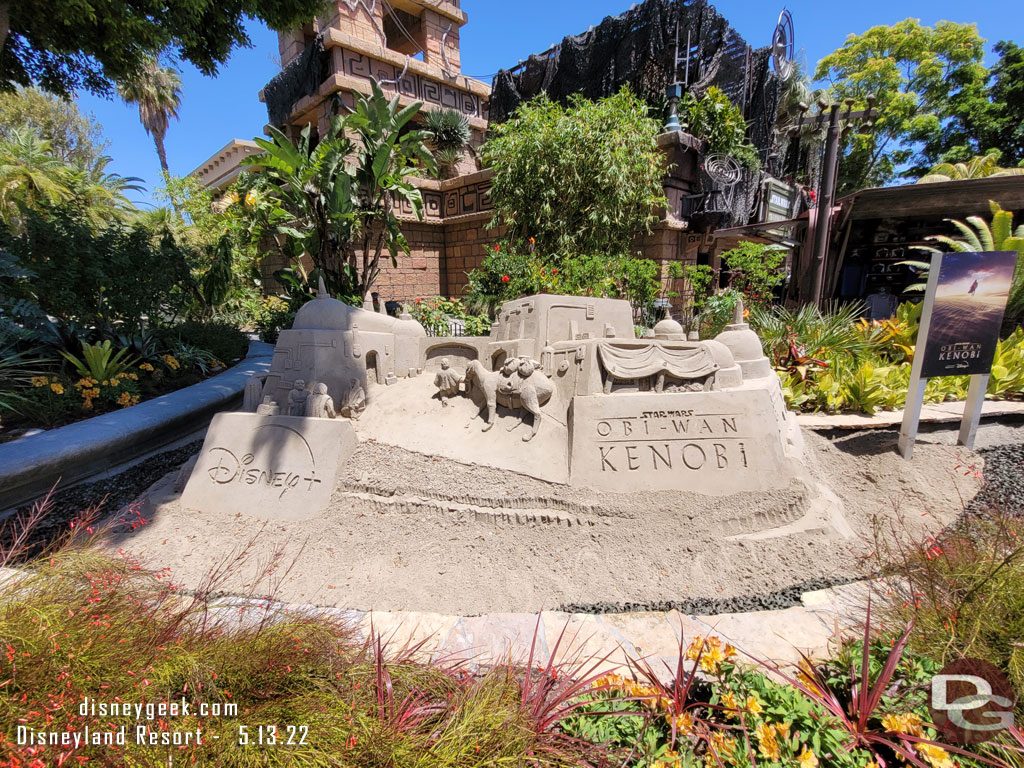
<box><xmin>197</xmin><ymin>579</ymin><xmax>874</xmax><ymax>677</ymax></box>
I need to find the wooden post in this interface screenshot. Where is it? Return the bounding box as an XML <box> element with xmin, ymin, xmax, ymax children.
<box><xmin>898</xmin><ymin>253</ymin><xmax>943</xmax><ymax>460</ymax></box>
<box><xmin>958</xmin><ymin>373</ymin><xmax>989</xmax><ymax>449</ymax></box>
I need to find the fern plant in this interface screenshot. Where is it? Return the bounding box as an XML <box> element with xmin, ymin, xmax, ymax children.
<box><xmin>59</xmin><ymin>340</ymin><xmax>136</xmax><ymax>381</ymax></box>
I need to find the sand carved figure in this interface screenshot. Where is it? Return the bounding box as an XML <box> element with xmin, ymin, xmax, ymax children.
<box><xmin>433</xmin><ymin>358</ymin><xmax>463</xmax><ymax>406</ymax></box>
<box><xmin>304</xmin><ymin>382</ymin><xmax>337</xmax><ymax>419</ymax></box>
<box><xmin>340</xmin><ymin>378</ymin><xmax>366</xmax><ymax>420</ymax></box>
<box><xmin>287</xmin><ymin>380</ymin><xmax>309</xmax><ymax>416</ymax></box>
<box><xmin>242</xmin><ymin>374</ymin><xmax>267</xmax><ymax>412</ymax></box>
<box><xmin>464</xmin><ymin>357</ymin><xmax>554</xmax><ymax>441</ymax></box>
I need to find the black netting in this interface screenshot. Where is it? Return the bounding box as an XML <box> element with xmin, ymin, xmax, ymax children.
<box><xmin>490</xmin><ymin>0</ymin><xmax>784</xmax><ymax>227</ymax></box>
<box><xmin>263</xmin><ymin>37</ymin><xmax>330</xmax><ymax>128</ymax></box>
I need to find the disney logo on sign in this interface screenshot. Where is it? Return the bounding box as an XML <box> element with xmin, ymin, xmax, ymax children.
<box><xmin>206</xmin><ymin>447</ymin><xmax>322</xmax><ymax>500</ymax></box>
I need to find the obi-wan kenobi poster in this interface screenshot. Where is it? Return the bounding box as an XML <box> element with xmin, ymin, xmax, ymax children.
<box><xmin>920</xmin><ymin>250</ymin><xmax>1018</xmax><ymax>379</ymax></box>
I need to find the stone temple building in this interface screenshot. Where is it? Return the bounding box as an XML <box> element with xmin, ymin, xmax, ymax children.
<box><xmin>193</xmin><ymin>0</ymin><xmax>801</xmax><ymax>309</ymax></box>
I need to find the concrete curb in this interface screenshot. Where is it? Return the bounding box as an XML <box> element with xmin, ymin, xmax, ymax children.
<box><xmin>0</xmin><ymin>342</ymin><xmax>274</xmax><ymax>512</ymax></box>
<box><xmin>796</xmin><ymin>400</ymin><xmax>1024</xmax><ymax>430</ymax></box>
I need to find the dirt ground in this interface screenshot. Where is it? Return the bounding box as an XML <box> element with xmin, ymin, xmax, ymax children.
<box><xmin>102</xmin><ymin>417</ymin><xmax>991</xmax><ymax>616</ymax></box>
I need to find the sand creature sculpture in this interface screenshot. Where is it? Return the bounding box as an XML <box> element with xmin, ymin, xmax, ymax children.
<box><xmin>433</xmin><ymin>358</ymin><xmax>463</xmax><ymax>406</ymax></box>
<box><xmin>464</xmin><ymin>357</ymin><xmax>554</xmax><ymax>441</ymax></box>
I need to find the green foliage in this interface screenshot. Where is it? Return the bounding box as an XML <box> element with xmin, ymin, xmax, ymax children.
<box><xmin>0</xmin><ymin>86</ymin><xmax>107</xmax><ymax>165</ymax></box>
<box><xmin>683</xmin><ymin>86</ymin><xmax>760</xmax><ymax>170</ymax></box>
<box><xmin>58</xmin><ymin>340</ymin><xmax>136</xmax><ymax>381</ymax></box>
<box><xmin>720</xmin><ymin>242</ymin><xmax>786</xmax><ymax>306</ymax></box>
<box><xmin>408</xmin><ymin>296</ymin><xmax>491</xmax><ymax>337</ymax></box>
<box><xmin>982</xmin><ymin>41</ymin><xmax>1024</xmax><ymax>168</ymax></box>
<box><xmin>700</xmin><ymin>288</ymin><xmax>742</xmax><ymax>338</ymax></box>
<box><xmin>466</xmin><ymin>248</ymin><xmax>661</xmax><ymax>322</ymax></box>
<box><xmin>815</xmin><ymin>19</ymin><xmax>988</xmax><ymax>192</ymax></box>
<box><xmin>240</xmin><ymin>78</ymin><xmax>435</xmax><ymax>296</ymax></box>
<box><xmin>1</xmin><ymin>209</ymin><xmax>195</xmax><ymax>336</ymax></box>
<box><xmin>422</xmin><ymin>107</ymin><xmax>471</xmax><ymax>176</ymax></box>
<box><xmin>917</xmin><ymin>150</ymin><xmax>1024</xmax><ymax>183</ymax></box>
<box><xmin>244</xmin><ymin>296</ymin><xmax>294</xmax><ymax>344</ymax></box>
<box><xmin>755</xmin><ymin>298</ymin><xmax>1024</xmax><ymax>414</ymax></box>
<box><xmin>2</xmin><ymin>0</ymin><xmax>328</xmax><ymax>97</ymax></box>
<box><xmin>876</xmin><ymin>510</ymin><xmax>1024</xmax><ymax>714</ymax></box>
<box><xmin>157</xmin><ymin>321</ymin><xmax>249</xmax><ymax>364</ymax></box>
<box><xmin>480</xmin><ymin>88</ymin><xmax>667</xmax><ymax>260</ymax></box>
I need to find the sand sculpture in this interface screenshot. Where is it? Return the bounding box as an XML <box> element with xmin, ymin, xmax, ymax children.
<box><xmin>184</xmin><ymin>288</ymin><xmax>805</xmax><ymax>518</ymax></box>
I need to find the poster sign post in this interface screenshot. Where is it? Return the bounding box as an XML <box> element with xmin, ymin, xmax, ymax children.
<box><xmin>898</xmin><ymin>250</ymin><xmax>1018</xmax><ymax>459</ymax></box>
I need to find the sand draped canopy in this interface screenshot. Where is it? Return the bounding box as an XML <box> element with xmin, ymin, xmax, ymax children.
<box><xmin>597</xmin><ymin>343</ymin><xmax>718</xmax><ymax>380</ymax></box>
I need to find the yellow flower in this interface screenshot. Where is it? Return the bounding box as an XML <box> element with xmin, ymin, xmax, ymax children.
<box><xmin>881</xmin><ymin>712</ymin><xmax>924</xmax><ymax>737</ymax></box>
<box><xmin>245</xmin><ymin>189</ymin><xmax>257</xmax><ymax>206</ymax></box>
<box><xmin>720</xmin><ymin>690</ymin><xmax>739</xmax><ymax>717</ymax></box>
<box><xmin>797</xmin><ymin>745</ymin><xmax>819</xmax><ymax>768</ymax></box>
<box><xmin>708</xmin><ymin>731</ymin><xmax>737</xmax><ymax>761</ymax></box>
<box><xmin>49</xmin><ymin>382</ymin><xmax>64</xmax><ymax>395</ymax></box>
<box><xmin>108</xmin><ymin>377</ymin><xmax>119</xmax><ymax>387</ymax></box>
<box><xmin>797</xmin><ymin>658</ymin><xmax>824</xmax><ymax>696</ymax></box>
<box><xmin>755</xmin><ymin>722</ymin><xmax>781</xmax><ymax>762</ymax></box>
<box><xmin>131</xmin><ymin>395</ymin><xmax>140</xmax><ymax>405</ymax></box>
<box><xmin>745</xmin><ymin>695</ymin><xmax>763</xmax><ymax>716</ymax></box>
<box><xmin>916</xmin><ymin>743</ymin><xmax>955</xmax><ymax>768</ymax></box>
<box><xmin>101</xmin><ymin>380</ymin><xmax>109</xmax><ymax>386</ymax></box>
<box><xmin>86</xmin><ymin>388</ymin><xmax>100</xmax><ymax>398</ymax></box>
<box><xmin>82</xmin><ymin>398</ymin><xmax>93</xmax><ymax>410</ymax></box>
<box><xmin>775</xmin><ymin>721</ymin><xmax>791</xmax><ymax>740</ymax></box>
<box><xmin>140</xmin><ymin>363</ymin><xmax>154</xmax><ymax>372</ymax></box>
<box><xmin>127</xmin><ymin>373</ymin><xmax>138</xmax><ymax>380</ymax></box>
<box><xmin>117</xmin><ymin>392</ymin><xmax>132</xmax><ymax>407</ymax></box>
<box><xmin>664</xmin><ymin>710</ymin><xmax>694</xmax><ymax>735</ymax></box>
<box><xmin>685</xmin><ymin>635</ymin><xmax>735</xmax><ymax>673</ymax></box>
<box><xmin>31</xmin><ymin>376</ymin><xmax>48</xmax><ymax>387</ymax></box>
<box><xmin>162</xmin><ymin>354</ymin><xmax>180</xmax><ymax>370</ymax></box>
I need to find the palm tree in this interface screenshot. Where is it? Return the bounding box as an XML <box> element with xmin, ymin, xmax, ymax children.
<box><xmin>117</xmin><ymin>58</ymin><xmax>182</xmax><ymax>173</ymax></box>
<box><xmin>64</xmin><ymin>155</ymin><xmax>144</xmax><ymax>229</ymax></box>
<box><xmin>422</xmin><ymin>107</ymin><xmax>471</xmax><ymax>178</ymax></box>
<box><xmin>0</xmin><ymin>127</ymin><xmax>72</xmax><ymax>230</ymax></box>
<box><xmin>902</xmin><ymin>202</ymin><xmax>1024</xmax><ymax>321</ymax></box>
<box><xmin>917</xmin><ymin>151</ymin><xmax>1024</xmax><ymax>183</ymax></box>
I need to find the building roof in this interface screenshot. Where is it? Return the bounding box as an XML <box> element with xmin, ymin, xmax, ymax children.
<box><xmin>837</xmin><ymin>176</ymin><xmax>1024</xmax><ymax>221</ymax></box>
<box><xmin>191</xmin><ymin>139</ymin><xmax>261</xmax><ymax>190</ymax></box>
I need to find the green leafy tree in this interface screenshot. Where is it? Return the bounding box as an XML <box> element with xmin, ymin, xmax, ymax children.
<box><xmin>240</xmin><ymin>79</ymin><xmax>435</xmax><ymax>297</ymax></box>
<box><xmin>117</xmin><ymin>58</ymin><xmax>182</xmax><ymax>173</ymax></box>
<box><xmin>2</xmin><ymin>0</ymin><xmax>329</xmax><ymax>97</ymax></box>
<box><xmin>815</xmin><ymin>19</ymin><xmax>988</xmax><ymax>193</ymax></box>
<box><xmin>0</xmin><ymin>86</ymin><xmax>106</xmax><ymax>165</ymax></box>
<box><xmin>683</xmin><ymin>86</ymin><xmax>760</xmax><ymax>170</ymax></box>
<box><xmin>63</xmin><ymin>155</ymin><xmax>144</xmax><ymax>229</ymax></box>
<box><xmin>977</xmin><ymin>41</ymin><xmax>1024</xmax><ymax>167</ymax></box>
<box><xmin>480</xmin><ymin>88</ymin><xmax>667</xmax><ymax>260</ymax></box>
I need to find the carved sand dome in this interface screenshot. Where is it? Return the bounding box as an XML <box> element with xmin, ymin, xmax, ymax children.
<box><xmin>293</xmin><ymin>296</ymin><xmax>421</xmax><ymax>335</ymax></box>
<box><xmin>713</xmin><ymin>298</ymin><xmax>771</xmax><ymax>379</ymax></box>
<box><xmin>653</xmin><ymin>317</ymin><xmax>686</xmax><ymax>340</ymax></box>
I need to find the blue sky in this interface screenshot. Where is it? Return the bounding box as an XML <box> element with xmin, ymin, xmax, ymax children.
<box><xmin>73</xmin><ymin>0</ymin><xmax>1016</xmax><ymax>207</ymax></box>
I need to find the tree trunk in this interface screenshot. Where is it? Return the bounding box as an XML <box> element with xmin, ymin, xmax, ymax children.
<box><xmin>0</xmin><ymin>3</ymin><xmax>9</xmax><ymax>58</ymax></box>
<box><xmin>154</xmin><ymin>134</ymin><xmax>169</xmax><ymax>173</ymax></box>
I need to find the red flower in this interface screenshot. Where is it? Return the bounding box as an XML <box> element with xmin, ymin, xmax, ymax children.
<box><xmin>552</xmin><ymin>268</ymin><xmax>558</xmax><ymax>275</ymax></box>
<box><xmin>501</xmin><ymin>275</ymin><xmax>510</xmax><ymax>283</ymax></box>
<box><xmin>493</xmin><ymin>244</ymin><xmax>500</xmax><ymax>252</ymax></box>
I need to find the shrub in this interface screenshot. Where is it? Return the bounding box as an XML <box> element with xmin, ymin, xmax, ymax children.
<box><xmin>244</xmin><ymin>296</ymin><xmax>295</xmax><ymax>344</ymax></box>
<box><xmin>480</xmin><ymin>88</ymin><xmax>667</xmax><ymax>259</ymax></box>
<box><xmin>409</xmin><ymin>296</ymin><xmax>491</xmax><ymax>337</ymax></box>
<box><xmin>0</xmin><ymin>209</ymin><xmax>195</xmax><ymax>335</ymax></box>
<box><xmin>158</xmin><ymin>320</ymin><xmax>248</xmax><ymax>364</ymax></box>
<box><xmin>466</xmin><ymin>248</ymin><xmax>662</xmax><ymax>323</ymax></box>
<box><xmin>720</xmin><ymin>241</ymin><xmax>786</xmax><ymax>307</ymax></box>
<box><xmin>683</xmin><ymin>87</ymin><xmax>761</xmax><ymax>170</ymax></box>
<box><xmin>876</xmin><ymin>509</ymin><xmax>1024</xmax><ymax>711</ymax></box>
